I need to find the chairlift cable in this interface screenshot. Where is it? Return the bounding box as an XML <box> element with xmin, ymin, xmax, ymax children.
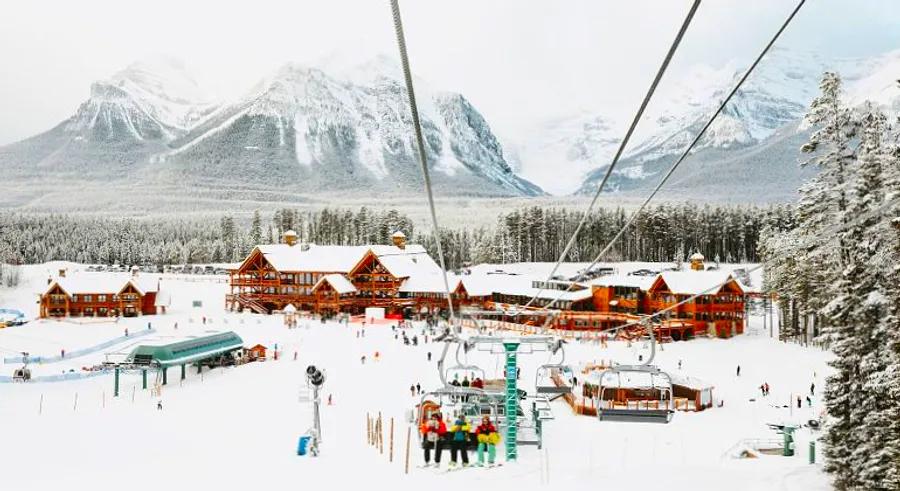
<box><xmin>389</xmin><ymin>0</ymin><xmax>456</xmax><ymax>324</ymax></box>
<box><xmin>524</xmin><ymin>0</ymin><xmax>702</xmax><ymax>309</ymax></box>
<box><xmin>540</xmin><ymin>0</ymin><xmax>807</xmax><ymax>313</ymax></box>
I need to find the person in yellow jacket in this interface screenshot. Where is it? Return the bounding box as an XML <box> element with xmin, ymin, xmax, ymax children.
<box><xmin>448</xmin><ymin>415</ymin><xmax>471</xmax><ymax>467</ymax></box>
<box><xmin>474</xmin><ymin>415</ymin><xmax>500</xmax><ymax>466</ymax></box>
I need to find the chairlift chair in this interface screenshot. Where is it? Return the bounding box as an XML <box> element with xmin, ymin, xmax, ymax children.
<box><xmin>594</xmin><ymin>364</ymin><xmax>674</xmax><ymax>423</ymax></box>
<box><xmin>594</xmin><ymin>318</ymin><xmax>675</xmax><ymax>423</ymax></box>
<box><xmin>534</xmin><ymin>339</ymin><xmax>574</xmax><ymax>396</ymax></box>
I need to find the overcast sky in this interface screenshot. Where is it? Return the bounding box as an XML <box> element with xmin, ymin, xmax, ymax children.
<box><xmin>1</xmin><ymin>0</ymin><xmax>898</xmax><ymax>145</ymax></box>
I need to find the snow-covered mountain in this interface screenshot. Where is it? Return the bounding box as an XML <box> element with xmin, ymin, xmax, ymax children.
<box><xmin>0</xmin><ymin>57</ymin><xmax>218</xmax><ymax>179</ymax></box>
<box><xmin>519</xmin><ymin>47</ymin><xmax>900</xmax><ymax>200</ymax></box>
<box><xmin>0</xmin><ymin>55</ymin><xmax>542</xmax><ymax>197</ymax></box>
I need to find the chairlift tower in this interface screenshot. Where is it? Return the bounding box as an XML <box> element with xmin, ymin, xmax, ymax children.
<box><xmin>503</xmin><ymin>341</ymin><xmax>520</xmax><ymax>461</ymax></box>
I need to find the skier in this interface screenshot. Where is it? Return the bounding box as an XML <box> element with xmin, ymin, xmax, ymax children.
<box><xmin>764</xmin><ymin>382</ymin><xmax>770</xmax><ymax>396</ymax></box>
<box><xmin>810</xmin><ymin>382</ymin><xmax>815</xmax><ymax>395</ymax></box>
<box><xmin>410</xmin><ymin>384</ymin><xmax>416</xmax><ymax>397</ymax></box>
<box><xmin>361</xmin><ymin>355</ymin><xmax>366</xmax><ymax>364</ymax></box>
<box><xmin>448</xmin><ymin>415</ymin><xmax>471</xmax><ymax>468</ymax></box>
<box><xmin>736</xmin><ymin>365</ymin><xmax>741</xmax><ymax>377</ymax></box>
<box><xmin>678</xmin><ymin>359</ymin><xmax>682</xmax><ymax>370</ymax></box>
<box><xmin>416</xmin><ymin>383</ymin><xmax>421</xmax><ymax>395</ymax></box>
<box><xmin>474</xmin><ymin>415</ymin><xmax>499</xmax><ymax>467</ymax></box>
<box><xmin>421</xmin><ymin>413</ymin><xmax>446</xmax><ymax>467</ymax></box>
<box><xmin>797</xmin><ymin>396</ymin><xmax>802</xmax><ymax>409</ymax></box>
<box><xmin>125</xmin><ymin>328</ymin><xmax>129</xmax><ymax>337</ymax></box>
<box><xmin>806</xmin><ymin>395</ymin><xmax>812</xmax><ymax>407</ymax></box>
<box><xmin>427</xmin><ymin>352</ymin><xmax>432</xmax><ymax>362</ymax></box>
<box><xmin>462</xmin><ymin>376</ymin><xmax>470</xmax><ymax>388</ymax></box>
<box><xmin>157</xmin><ymin>400</ymin><xmax>163</xmax><ymax>411</ymax></box>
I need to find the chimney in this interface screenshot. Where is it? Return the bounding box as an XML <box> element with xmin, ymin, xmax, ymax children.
<box><xmin>391</xmin><ymin>231</ymin><xmax>407</xmax><ymax>249</ymax></box>
<box><xmin>689</xmin><ymin>252</ymin><xmax>705</xmax><ymax>271</ymax></box>
<box><xmin>283</xmin><ymin>230</ymin><xmax>298</xmax><ymax>247</ymax></box>
<box><xmin>58</xmin><ymin>269</ymin><xmax>66</xmax><ymax>278</ymax></box>
<box><xmin>131</xmin><ymin>265</ymin><xmax>140</xmax><ymax>277</ymax></box>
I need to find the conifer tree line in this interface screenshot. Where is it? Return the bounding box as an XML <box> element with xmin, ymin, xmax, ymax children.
<box><xmin>423</xmin><ymin>203</ymin><xmax>772</xmax><ymax>269</ymax></box>
<box><xmin>0</xmin><ymin>207</ymin><xmax>414</xmax><ymax>267</ymax></box>
<box><xmin>759</xmin><ymin>73</ymin><xmax>900</xmax><ymax>490</ymax></box>
<box><xmin>0</xmin><ymin>204</ymin><xmax>772</xmax><ymax>271</ymax></box>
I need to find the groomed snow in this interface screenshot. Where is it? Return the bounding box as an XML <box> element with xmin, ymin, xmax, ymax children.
<box><xmin>0</xmin><ymin>264</ymin><xmax>831</xmax><ymax>490</ymax></box>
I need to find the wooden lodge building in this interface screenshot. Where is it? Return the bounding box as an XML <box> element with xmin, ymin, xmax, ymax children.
<box><xmin>40</xmin><ymin>270</ymin><xmax>161</xmax><ymax>318</ymax></box>
<box><xmin>226</xmin><ymin>231</ymin><xmax>457</xmax><ymax>316</ymax></box>
<box><xmin>228</xmin><ymin>233</ymin><xmax>747</xmax><ymax>338</ymax></box>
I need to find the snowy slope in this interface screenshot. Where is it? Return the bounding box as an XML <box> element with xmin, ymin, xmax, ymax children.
<box><xmin>528</xmin><ymin>47</ymin><xmax>900</xmax><ymax>198</ymax></box>
<box><xmin>0</xmin><ymin>262</ymin><xmax>833</xmax><ymax>490</ymax></box>
<box><xmin>159</xmin><ymin>58</ymin><xmax>541</xmax><ymax>196</ymax></box>
<box><xmin>0</xmin><ymin>56</ymin><xmax>217</xmax><ymax>179</ymax></box>
<box><xmin>0</xmin><ymin>56</ymin><xmax>542</xmax><ymax>198</ymax></box>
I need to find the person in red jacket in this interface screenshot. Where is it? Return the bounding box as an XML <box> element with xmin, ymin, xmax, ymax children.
<box><xmin>474</xmin><ymin>416</ymin><xmax>499</xmax><ymax>466</ymax></box>
<box><xmin>420</xmin><ymin>412</ymin><xmax>446</xmax><ymax>467</ymax></box>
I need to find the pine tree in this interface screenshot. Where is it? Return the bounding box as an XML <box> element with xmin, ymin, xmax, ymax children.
<box><xmin>250</xmin><ymin>210</ymin><xmax>262</xmax><ymax>245</ymax></box>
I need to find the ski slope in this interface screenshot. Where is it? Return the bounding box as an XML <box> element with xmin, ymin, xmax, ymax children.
<box><xmin>0</xmin><ymin>265</ymin><xmax>832</xmax><ymax>490</ymax></box>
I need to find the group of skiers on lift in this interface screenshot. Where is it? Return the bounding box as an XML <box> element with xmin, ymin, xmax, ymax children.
<box><xmin>420</xmin><ymin>412</ymin><xmax>500</xmax><ymax>469</ymax></box>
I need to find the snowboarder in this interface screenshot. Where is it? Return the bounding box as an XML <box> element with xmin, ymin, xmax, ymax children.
<box><xmin>474</xmin><ymin>415</ymin><xmax>499</xmax><ymax>467</ymax></box>
<box><xmin>421</xmin><ymin>413</ymin><xmax>446</xmax><ymax>467</ymax></box>
<box><xmin>448</xmin><ymin>415</ymin><xmax>470</xmax><ymax>468</ymax></box>
<box><xmin>736</xmin><ymin>365</ymin><xmax>741</xmax><ymax>377</ymax></box>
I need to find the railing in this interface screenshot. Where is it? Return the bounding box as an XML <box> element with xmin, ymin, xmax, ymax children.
<box><xmin>2</xmin><ymin>328</ymin><xmax>157</xmax><ymax>364</ymax></box>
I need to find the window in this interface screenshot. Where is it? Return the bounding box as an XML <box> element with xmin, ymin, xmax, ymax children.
<box><xmin>83</xmin><ymin>295</ymin><xmax>92</xmax><ymax>302</ymax></box>
<box><xmin>98</xmin><ymin>295</ymin><xmax>107</xmax><ymax>302</ymax></box>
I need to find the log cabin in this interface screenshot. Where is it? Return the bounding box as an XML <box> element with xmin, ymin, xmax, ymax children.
<box><xmin>39</xmin><ymin>271</ymin><xmax>160</xmax><ymax>318</ymax></box>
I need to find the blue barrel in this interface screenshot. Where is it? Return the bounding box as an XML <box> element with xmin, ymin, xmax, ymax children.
<box><xmin>297</xmin><ymin>436</ymin><xmax>311</xmax><ymax>456</ymax></box>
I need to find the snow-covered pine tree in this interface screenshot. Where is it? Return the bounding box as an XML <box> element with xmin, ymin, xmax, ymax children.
<box><xmin>250</xmin><ymin>210</ymin><xmax>262</xmax><ymax>245</ymax></box>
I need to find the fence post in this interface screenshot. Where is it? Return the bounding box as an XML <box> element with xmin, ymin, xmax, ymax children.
<box><xmin>405</xmin><ymin>426</ymin><xmax>411</xmax><ymax>475</ymax></box>
<box><xmin>390</xmin><ymin>417</ymin><xmax>395</xmax><ymax>462</ymax></box>
<box><xmin>73</xmin><ymin>392</ymin><xmax>78</xmax><ymax>412</ymax></box>
<box><xmin>39</xmin><ymin>393</ymin><xmax>43</xmax><ymax>415</ymax></box>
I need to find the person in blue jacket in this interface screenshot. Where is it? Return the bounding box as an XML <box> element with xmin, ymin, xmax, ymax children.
<box><xmin>448</xmin><ymin>415</ymin><xmax>471</xmax><ymax>468</ymax></box>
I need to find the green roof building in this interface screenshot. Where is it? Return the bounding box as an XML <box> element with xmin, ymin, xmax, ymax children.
<box><xmin>125</xmin><ymin>331</ymin><xmax>244</xmax><ymax>367</ymax></box>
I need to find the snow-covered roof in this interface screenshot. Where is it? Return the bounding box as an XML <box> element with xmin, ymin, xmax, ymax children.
<box><xmin>251</xmin><ymin>243</ymin><xmax>437</xmax><ymax>277</ymax></box>
<box><xmin>255</xmin><ymin>244</ymin><xmax>369</xmax><ymax>273</ymax></box>
<box><xmin>458</xmin><ymin>270</ymin><xmax>594</xmax><ymax>302</ymax></box>
<box><xmin>668</xmin><ymin>372</ymin><xmax>714</xmax><ymax>390</ymax></box>
<box><xmin>313</xmin><ymin>274</ymin><xmax>357</xmax><ymax>294</ymax></box>
<box><xmin>400</xmin><ymin>273</ymin><xmax>460</xmax><ymax>294</ymax></box>
<box><xmin>370</xmin><ymin>245</ymin><xmax>441</xmax><ymax>279</ymax></box>
<box><xmin>48</xmin><ymin>273</ymin><xmax>159</xmax><ymax>296</ymax></box>
<box><xmin>690</xmin><ymin>252</ymin><xmax>705</xmax><ymax>261</ymax></box>
<box><xmin>653</xmin><ymin>271</ymin><xmax>740</xmax><ymax>295</ymax></box>
<box><xmin>582</xmin><ymin>275</ymin><xmax>656</xmax><ymax>291</ymax></box>
<box><xmin>283</xmin><ymin>304</ymin><xmax>297</xmax><ymax>313</ymax></box>
<box><xmin>391</xmin><ymin>231</ymin><xmax>406</xmax><ymax>238</ymax></box>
